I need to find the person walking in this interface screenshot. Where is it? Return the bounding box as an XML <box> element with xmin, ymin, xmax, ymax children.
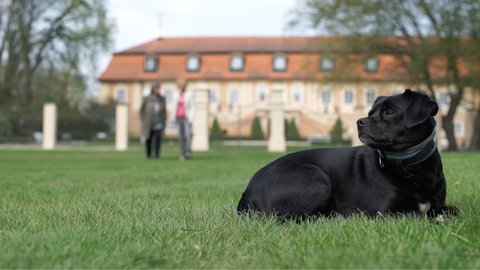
<box><xmin>140</xmin><ymin>83</ymin><xmax>166</xmax><ymax>159</ymax></box>
<box><xmin>172</xmin><ymin>80</ymin><xmax>195</xmax><ymax>160</ymax></box>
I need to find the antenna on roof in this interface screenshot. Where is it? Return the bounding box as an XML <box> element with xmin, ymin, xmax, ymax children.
<box><xmin>158</xmin><ymin>11</ymin><xmax>163</xmax><ymax>36</ymax></box>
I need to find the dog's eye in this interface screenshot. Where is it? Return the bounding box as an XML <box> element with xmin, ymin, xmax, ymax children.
<box><xmin>383</xmin><ymin>109</ymin><xmax>394</xmax><ymax>116</ymax></box>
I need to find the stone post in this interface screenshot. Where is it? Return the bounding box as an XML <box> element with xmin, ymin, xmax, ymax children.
<box><xmin>42</xmin><ymin>103</ymin><xmax>57</xmax><ymax>150</ymax></box>
<box><xmin>192</xmin><ymin>87</ymin><xmax>209</xmax><ymax>151</ymax></box>
<box><xmin>351</xmin><ymin>105</ymin><xmax>364</xmax><ymax>147</ymax></box>
<box><xmin>268</xmin><ymin>88</ymin><xmax>286</xmax><ymax>152</ymax></box>
<box><xmin>434</xmin><ymin>114</ymin><xmax>443</xmax><ymax>152</ymax></box>
<box><xmin>115</xmin><ymin>104</ymin><xmax>129</xmax><ymax>151</ymax></box>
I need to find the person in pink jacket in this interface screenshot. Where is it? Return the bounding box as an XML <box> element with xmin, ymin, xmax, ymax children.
<box><xmin>172</xmin><ymin>80</ymin><xmax>195</xmax><ymax>160</ymax></box>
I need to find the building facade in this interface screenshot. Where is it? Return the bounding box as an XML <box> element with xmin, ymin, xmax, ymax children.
<box><xmin>99</xmin><ymin>37</ymin><xmax>478</xmax><ymax>148</ymax></box>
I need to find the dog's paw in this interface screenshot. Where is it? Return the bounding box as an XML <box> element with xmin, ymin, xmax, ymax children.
<box><xmin>434</xmin><ymin>214</ymin><xmax>445</xmax><ymax>223</ymax></box>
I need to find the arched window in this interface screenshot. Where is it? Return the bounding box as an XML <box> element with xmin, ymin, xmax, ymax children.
<box><xmin>364</xmin><ymin>56</ymin><xmax>378</xmax><ymax>73</ymax></box>
<box><xmin>230</xmin><ymin>53</ymin><xmax>244</xmax><ymax>71</ymax></box>
<box><xmin>186</xmin><ymin>54</ymin><xmax>201</xmax><ymax>72</ymax></box>
<box><xmin>144</xmin><ymin>55</ymin><xmax>158</xmax><ymax>72</ymax></box>
<box><xmin>320</xmin><ymin>57</ymin><xmax>335</xmax><ymax>71</ymax></box>
<box><xmin>272</xmin><ymin>53</ymin><xmax>287</xmax><ymax>71</ymax></box>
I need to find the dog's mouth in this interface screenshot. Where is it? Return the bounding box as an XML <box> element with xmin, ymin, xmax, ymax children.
<box><xmin>358</xmin><ymin>132</ymin><xmax>393</xmax><ymax>149</ymax></box>
<box><xmin>359</xmin><ymin>131</ymin><xmax>422</xmax><ymax>152</ymax></box>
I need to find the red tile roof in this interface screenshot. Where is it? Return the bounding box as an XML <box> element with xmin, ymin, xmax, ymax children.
<box><xmin>99</xmin><ymin>36</ymin><xmax>467</xmax><ymax>82</ymax></box>
<box><xmin>117</xmin><ymin>36</ymin><xmax>326</xmax><ymax>54</ymax></box>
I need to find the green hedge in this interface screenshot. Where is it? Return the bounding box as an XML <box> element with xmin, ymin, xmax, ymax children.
<box><xmin>210</xmin><ymin>118</ymin><xmax>223</xmax><ymax>140</ymax></box>
<box><xmin>330</xmin><ymin>118</ymin><xmax>344</xmax><ymax>143</ymax></box>
<box><xmin>250</xmin><ymin>117</ymin><xmax>265</xmax><ymax>140</ymax></box>
<box><xmin>286</xmin><ymin>119</ymin><xmax>301</xmax><ymax>140</ymax></box>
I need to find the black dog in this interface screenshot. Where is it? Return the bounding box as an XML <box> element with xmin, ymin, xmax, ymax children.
<box><xmin>237</xmin><ymin>89</ymin><xmax>456</xmax><ymax>220</ymax></box>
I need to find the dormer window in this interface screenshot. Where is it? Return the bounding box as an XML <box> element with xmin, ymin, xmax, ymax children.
<box><xmin>364</xmin><ymin>56</ymin><xmax>378</xmax><ymax>72</ymax></box>
<box><xmin>230</xmin><ymin>53</ymin><xmax>244</xmax><ymax>71</ymax></box>
<box><xmin>320</xmin><ymin>57</ymin><xmax>334</xmax><ymax>71</ymax></box>
<box><xmin>186</xmin><ymin>54</ymin><xmax>200</xmax><ymax>72</ymax></box>
<box><xmin>144</xmin><ymin>56</ymin><xmax>158</xmax><ymax>72</ymax></box>
<box><xmin>273</xmin><ymin>53</ymin><xmax>287</xmax><ymax>71</ymax></box>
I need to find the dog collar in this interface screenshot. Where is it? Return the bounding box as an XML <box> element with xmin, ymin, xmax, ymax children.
<box><xmin>377</xmin><ymin>130</ymin><xmax>437</xmax><ymax>168</ymax></box>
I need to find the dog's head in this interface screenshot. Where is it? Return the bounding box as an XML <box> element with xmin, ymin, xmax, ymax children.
<box><xmin>357</xmin><ymin>89</ymin><xmax>438</xmax><ymax>152</ymax></box>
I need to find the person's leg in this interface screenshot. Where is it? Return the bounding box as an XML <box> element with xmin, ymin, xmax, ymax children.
<box><xmin>153</xmin><ymin>130</ymin><xmax>162</xmax><ymax>158</ymax></box>
<box><xmin>184</xmin><ymin>121</ymin><xmax>192</xmax><ymax>158</ymax></box>
<box><xmin>145</xmin><ymin>130</ymin><xmax>153</xmax><ymax>158</ymax></box>
<box><xmin>177</xmin><ymin>118</ymin><xmax>187</xmax><ymax>159</ymax></box>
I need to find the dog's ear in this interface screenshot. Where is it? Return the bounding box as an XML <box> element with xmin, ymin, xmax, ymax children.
<box><xmin>404</xmin><ymin>90</ymin><xmax>438</xmax><ymax>129</ymax></box>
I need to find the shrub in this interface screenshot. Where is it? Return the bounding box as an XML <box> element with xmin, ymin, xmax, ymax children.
<box><xmin>286</xmin><ymin>119</ymin><xmax>301</xmax><ymax>140</ymax></box>
<box><xmin>250</xmin><ymin>117</ymin><xmax>265</xmax><ymax>140</ymax></box>
<box><xmin>210</xmin><ymin>118</ymin><xmax>223</xmax><ymax>140</ymax></box>
<box><xmin>0</xmin><ymin>115</ymin><xmax>13</xmax><ymax>142</ymax></box>
<box><xmin>330</xmin><ymin>118</ymin><xmax>344</xmax><ymax>143</ymax></box>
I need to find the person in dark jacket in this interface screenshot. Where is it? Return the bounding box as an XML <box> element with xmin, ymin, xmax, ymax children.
<box><xmin>140</xmin><ymin>83</ymin><xmax>166</xmax><ymax>159</ymax></box>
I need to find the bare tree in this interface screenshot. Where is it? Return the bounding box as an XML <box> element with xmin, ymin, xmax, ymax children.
<box><xmin>0</xmin><ymin>0</ymin><xmax>112</xmax><ymax>107</ymax></box>
<box><xmin>0</xmin><ymin>0</ymin><xmax>113</xmax><ymax>139</ymax></box>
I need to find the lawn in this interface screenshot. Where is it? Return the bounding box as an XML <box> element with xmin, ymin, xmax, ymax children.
<box><xmin>0</xmin><ymin>144</ymin><xmax>479</xmax><ymax>268</ymax></box>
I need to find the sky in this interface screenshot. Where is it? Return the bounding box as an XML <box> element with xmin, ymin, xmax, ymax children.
<box><xmin>99</xmin><ymin>0</ymin><xmax>300</xmax><ymax>74</ymax></box>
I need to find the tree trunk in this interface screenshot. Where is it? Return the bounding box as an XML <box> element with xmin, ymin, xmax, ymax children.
<box><xmin>442</xmin><ymin>91</ymin><xmax>463</xmax><ymax>151</ymax></box>
<box><xmin>442</xmin><ymin>116</ymin><xmax>457</xmax><ymax>151</ymax></box>
<box><xmin>469</xmin><ymin>108</ymin><xmax>480</xmax><ymax>150</ymax></box>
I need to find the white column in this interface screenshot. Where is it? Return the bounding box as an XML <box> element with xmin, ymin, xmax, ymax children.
<box><xmin>434</xmin><ymin>114</ymin><xmax>443</xmax><ymax>152</ymax></box>
<box><xmin>351</xmin><ymin>105</ymin><xmax>364</xmax><ymax>147</ymax></box>
<box><xmin>42</xmin><ymin>103</ymin><xmax>57</xmax><ymax>150</ymax></box>
<box><xmin>115</xmin><ymin>104</ymin><xmax>129</xmax><ymax>151</ymax></box>
<box><xmin>192</xmin><ymin>87</ymin><xmax>209</xmax><ymax>151</ymax></box>
<box><xmin>268</xmin><ymin>88</ymin><xmax>286</xmax><ymax>152</ymax></box>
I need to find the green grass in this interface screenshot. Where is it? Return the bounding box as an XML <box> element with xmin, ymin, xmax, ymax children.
<box><xmin>0</xmin><ymin>145</ymin><xmax>479</xmax><ymax>268</ymax></box>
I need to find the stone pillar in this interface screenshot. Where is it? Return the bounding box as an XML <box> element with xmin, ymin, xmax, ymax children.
<box><xmin>434</xmin><ymin>114</ymin><xmax>444</xmax><ymax>152</ymax></box>
<box><xmin>268</xmin><ymin>88</ymin><xmax>286</xmax><ymax>152</ymax></box>
<box><xmin>351</xmin><ymin>105</ymin><xmax>364</xmax><ymax>147</ymax></box>
<box><xmin>192</xmin><ymin>88</ymin><xmax>209</xmax><ymax>151</ymax></box>
<box><xmin>42</xmin><ymin>103</ymin><xmax>57</xmax><ymax>150</ymax></box>
<box><xmin>115</xmin><ymin>104</ymin><xmax>129</xmax><ymax>151</ymax></box>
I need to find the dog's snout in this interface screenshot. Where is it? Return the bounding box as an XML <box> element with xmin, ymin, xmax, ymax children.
<box><xmin>357</xmin><ymin>118</ymin><xmax>368</xmax><ymax>127</ymax></box>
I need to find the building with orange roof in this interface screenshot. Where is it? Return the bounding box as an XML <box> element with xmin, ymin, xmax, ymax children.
<box><xmin>99</xmin><ymin>36</ymin><xmax>477</xmax><ymax>148</ymax></box>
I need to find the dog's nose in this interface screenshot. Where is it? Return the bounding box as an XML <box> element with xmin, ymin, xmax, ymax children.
<box><xmin>357</xmin><ymin>118</ymin><xmax>368</xmax><ymax>127</ymax></box>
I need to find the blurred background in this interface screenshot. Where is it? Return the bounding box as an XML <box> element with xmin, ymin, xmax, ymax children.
<box><xmin>0</xmin><ymin>0</ymin><xmax>479</xmax><ymax>151</ymax></box>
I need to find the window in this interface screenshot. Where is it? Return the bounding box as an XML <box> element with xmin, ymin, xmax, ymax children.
<box><xmin>320</xmin><ymin>57</ymin><xmax>334</xmax><ymax>71</ymax></box>
<box><xmin>256</xmin><ymin>86</ymin><xmax>268</xmax><ymax>102</ymax></box>
<box><xmin>209</xmin><ymin>89</ymin><xmax>218</xmax><ymax>103</ymax></box>
<box><xmin>273</xmin><ymin>53</ymin><xmax>287</xmax><ymax>71</ymax></box>
<box><xmin>321</xmin><ymin>90</ymin><xmax>332</xmax><ymax>106</ymax></box>
<box><xmin>292</xmin><ymin>85</ymin><xmax>304</xmax><ymax>103</ymax></box>
<box><xmin>366</xmin><ymin>89</ymin><xmax>376</xmax><ymax>105</ymax></box>
<box><xmin>186</xmin><ymin>54</ymin><xmax>200</xmax><ymax>71</ymax></box>
<box><xmin>230</xmin><ymin>53</ymin><xmax>244</xmax><ymax>71</ymax></box>
<box><xmin>115</xmin><ymin>89</ymin><xmax>126</xmax><ymax>104</ymax></box>
<box><xmin>164</xmin><ymin>89</ymin><xmax>173</xmax><ymax>103</ymax></box>
<box><xmin>364</xmin><ymin>56</ymin><xmax>378</xmax><ymax>72</ymax></box>
<box><xmin>144</xmin><ymin>56</ymin><xmax>158</xmax><ymax>72</ymax></box>
<box><xmin>438</xmin><ymin>92</ymin><xmax>449</xmax><ymax>106</ymax></box>
<box><xmin>344</xmin><ymin>90</ymin><xmax>354</xmax><ymax>105</ymax></box>
<box><xmin>454</xmin><ymin>122</ymin><xmax>463</xmax><ymax>136</ymax></box>
<box><xmin>228</xmin><ymin>89</ymin><xmax>239</xmax><ymax>106</ymax></box>
<box><xmin>142</xmin><ymin>87</ymin><xmax>150</xmax><ymax>97</ymax></box>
